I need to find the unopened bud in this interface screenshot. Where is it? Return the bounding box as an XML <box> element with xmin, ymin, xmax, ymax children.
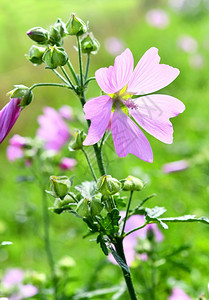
<box><xmin>69</xmin><ymin>130</ymin><xmax>86</xmax><ymax>151</ymax></box>
<box><xmin>90</xmin><ymin>198</ymin><xmax>104</xmax><ymax>216</ymax></box>
<box><xmin>54</xmin><ymin>18</ymin><xmax>67</xmax><ymax>38</ymax></box>
<box><xmin>121</xmin><ymin>175</ymin><xmax>144</xmax><ymax>191</ymax></box>
<box><xmin>48</xmin><ymin>26</ymin><xmax>62</xmax><ymax>46</ymax></box>
<box><xmin>57</xmin><ymin>256</ymin><xmax>76</xmax><ymax>271</ymax></box>
<box><xmin>97</xmin><ymin>175</ymin><xmax>121</xmax><ymax>197</ymax></box>
<box><xmin>76</xmin><ymin>198</ymin><xmax>91</xmax><ymax>217</ymax></box>
<box><xmin>66</xmin><ymin>13</ymin><xmax>87</xmax><ymax>36</ymax></box>
<box><xmin>81</xmin><ymin>33</ymin><xmax>100</xmax><ymax>54</ymax></box>
<box><xmin>8</xmin><ymin>85</ymin><xmax>33</xmax><ymax>107</ymax></box>
<box><xmin>26</xmin><ymin>45</ymin><xmax>46</xmax><ymax>65</ymax></box>
<box><xmin>50</xmin><ymin>175</ymin><xmax>71</xmax><ymax>199</ymax></box>
<box><xmin>27</xmin><ymin>27</ymin><xmax>48</xmax><ymax>44</ymax></box>
<box><xmin>43</xmin><ymin>46</ymin><xmax>68</xmax><ymax>69</ymax></box>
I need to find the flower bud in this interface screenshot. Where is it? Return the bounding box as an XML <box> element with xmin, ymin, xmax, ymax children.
<box><xmin>48</xmin><ymin>26</ymin><xmax>62</xmax><ymax>46</ymax></box>
<box><xmin>81</xmin><ymin>33</ymin><xmax>100</xmax><ymax>54</ymax></box>
<box><xmin>57</xmin><ymin>256</ymin><xmax>76</xmax><ymax>272</ymax></box>
<box><xmin>69</xmin><ymin>130</ymin><xmax>86</xmax><ymax>151</ymax></box>
<box><xmin>43</xmin><ymin>46</ymin><xmax>68</xmax><ymax>69</ymax></box>
<box><xmin>54</xmin><ymin>18</ymin><xmax>67</xmax><ymax>38</ymax></box>
<box><xmin>90</xmin><ymin>198</ymin><xmax>104</xmax><ymax>216</ymax></box>
<box><xmin>8</xmin><ymin>85</ymin><xmax>33</xmax><ymax>107</ymax></box>
<box><xmin>76</xmin><ymin>198</ymin><xmax>91</xmax><ymax>217</ymax></box>
<box><xmin>27</xmin><ymin>27</ymin><xmax>48</xmax><ymax>44</ymax></box>
<box><xmin>26</xmin><ymin>45</ymin><xmax>46</xmax><ymax>65</ymax></box>
<box><xmin>121</xmin><ymin>175</ymin><xmax>144</xmax><ymax>191</ymax></box>
<box><xmin>66</xmin><ymin>13</ymin><xmax>87</xmax><ymax>36</ymax></box>
<box><xmin>97</xmin><ymin>175</ymin><xmax>121</xmax><ymax>197</ymax></box>
<box><xmin>50</xmin><ymin>175</ymin><xmax>71</xmax><ymax>199</ymax></box>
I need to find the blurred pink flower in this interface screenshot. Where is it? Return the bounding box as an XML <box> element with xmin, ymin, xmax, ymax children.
<box><xmin>59</xmin><ymin>105</ymin><xmax>73</xmax><ymax>121</ymax></box>
<box><xmin>6</xmin><ymin>135</ymin><xmax>26</xmax><ymax>162</ymax></box>
<box><xmin>0</xmin><ymin>98</ymin><xmax>22</xmax><ymax>144</ymax></box>
<box><xmin>59</xmin><ymin>157</ymin><xmax>77</xmax><ymax>170</ymax></box>
<box><xmin>83</xmin><ymin>48</ymin><xmax>185</xmax><ymax>162</ymax></box>
<box><xmin>169</xmin><ymin>287</ymin><xmax>192</xmax><ymax>300</ymax></box>
<box><xmin>2</xmin><ymin>268</ymin><xmax>23</xmax><ymax>288</ymax></box>
<box><xmin>37</xmin><ymin>106</ymin><xmax>70</xmax><ymax>152</ymax></box>
<box><xmin>162</xmin><ymin>159</ymin><xmax>189</xmax><ymax>173</ymax></box>
<box><xmin>20</xmin><ymin>284</ymin><xmax>38</xmax><ymax>298</ymax></box>
<box><xmin>146</xmin><ymin>9</ymin><xmax>170</xmax><ymax>29</ymax></box>
<box><xmin>108</xmin><ymin>213</ymin><xmax>163</xmax><ymax>266</ymax></box>
<box><xmin>189</xmin><ymin>54</ymin><xmax>204</xmax><ymax>69</ymax></box>
<box><xmin>105</xmin><ymin>37</ymin><xmax>125</xmax><ymax>56</ymax></box>
<box><xmin>177</xmin><ymin>35</ymin><xmax>198</xmax><ymax>53</ymax></box>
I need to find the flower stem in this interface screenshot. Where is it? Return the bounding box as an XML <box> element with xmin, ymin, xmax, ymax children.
<box><xmin>85</xmin><ymin>53</ymin><xmax>90</xmax><ymax>82</ymax></box>
<box><xmin>60</xmin><ymin>66</ymin><xmax>75</xmax><ymax>90</ymax></box>
<box><xmin>67</xmin><ymin>59</ymin><xmax>79</xmax><ymax>85</ymax></box>
<box><xmin>77</xmin><ymin>35</ymin><xmax>84</xmax><ymax>86</ymax></box>
<box><xmin>121</xmin><ymin>191</ymin><xmax>133</xmax><ymax>237</ymax></box>
<box><xmin>125</xmin><ymin>222</ymin><xmax>148</xmax><ymax>237</ymax></box>
<box><xmin>114</xmin><ymin>237</ymin><xmax>138</xmax><ymax>300</ymax></box>
<box><xmin>82</xmin><ymin>148</ymin><xmax>97</xmax><ymax>182</ymax></box>
<box><xmin>51</xmin><ymin>69</ymin><xmax>71</xmax><ymax>86</ymax></box>
<box><xmin>30</xmin><ymin>82</ymin><xmax>70</xmax><ymax>90</ymax></box>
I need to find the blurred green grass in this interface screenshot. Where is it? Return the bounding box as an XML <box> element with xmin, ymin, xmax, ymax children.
<box><xmin>0</xmin><ymin>0</ymin><xmax>209</xmax><ymax>298</ymax></box>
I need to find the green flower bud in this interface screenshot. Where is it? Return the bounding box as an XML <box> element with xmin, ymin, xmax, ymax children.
<box><xmin>50</xmin><ymin>175</ymin><xmax>71</xmax><ymax>199</ymax></box>
<box><xmin>81</xmin><ymin>33</ymin><xmax>100</xmax><ymax>54</ymax></box>
<box><xmin>26</xmin><ymin>45</ymin><xmax>46</xmax><ymax>65</ymax></box>
<box><xmin>43</xmin><ymin>46</ymin><xmax>68</xmax><ymax>69</ymax></box>
<box><xmin>90</xmin><ymin>198</ymin><xmax>104</xmax><ymax>217</ymax></box>
<box><xmin>121</xmin><ymin>175</ymin><xmax>144</xmax><ymax>191</ymax></box>
<box><xmin>24</xmin><ymin>271</ymin><xmax>46</xmax><ymax>287</ymax></box>
<box><xmin>76</xmin><ymin>198</ymin><xmax>91</xmax><ymax>217</ymax></box>
<box><xmin>97</xmin><ymin>175</ymin><xmax>122</xmax><ymax>197</ymax></box>
<box><xmin>54</xmin><ymin>18</ymin><xmax>67</xmax><ymax>37</ymax></box>
<box><xmin>8</xmin><ymin>85</ymin><xmax>33</xmax><ymax>107</ymax></box>
<box><xmin>66</xmin><ymin>13</ymin><xmax>87</xmax><ymax>36</ymax></box>
<box><xmin>48</xmin><ymin>26</ymin><xmax>62</xmax><ymax>46</ymax></box>
<box><xmin>69</xmin><ymin>130</ymin><xmax>86</xmax><ymax>151</ymax></box>
<box><xmin>57</xmin><ymin>256</ymin><xmax>76</xmax><ymax>271</ymax></box>
<box><xmin>27</xmin><ymin>27</ymin><xmax>48</xmax><ymax>44</ymax></box>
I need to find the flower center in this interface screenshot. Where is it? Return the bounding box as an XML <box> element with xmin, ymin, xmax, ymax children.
<box><xmin>109</xmin><ymin>86</ymin><xmax>136</xmax><ymax>115</ymax></box>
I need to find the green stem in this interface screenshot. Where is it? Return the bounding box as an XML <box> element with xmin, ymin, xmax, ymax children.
<box><xmin>129</xmin><ymin>194</ymin><xmax>156</xmax><ymax>217</ymax></box>
<box><xmin>51</xmin><ymin>69</ymin><xmax>71</xmax><ymax>86</ymax></box>
<box><xmin>41</xmin><ymin>187</ymin><xmax>58</xmax><ymax>300</ymax></box>
<box><xmin>85</xmin><ymin>77</ymin><xmax>96</xmax><ymax>85</ymax></box>
<box><xmin>30</xmin><ymin>82</ymin><xmax>69</xmax><ymax>91</ymax></box>
<box><xmin>125</xmin><ymin>222</ymin><xmax>148</xmax><ymax>237</ymax></box>
<box><xmin>77</xmin><ymin>35</ymin><xmax>84</xmax><ymax>86</ymax></box>
<box><xmin>85</xmin><ymin>53</ymin><xmax>90</xmax><ymax>82</ymax></box>
<box><xmin>67</xmin><ymin>60</ymin><xmax>79</xmax><ymax>85</ymax></box>
<box><xmin>81</xmin><ymin>148</ymin><xmax>97</xmax><ymax>182</ymax></box>
<box><xmin>121</xmin><ymin>191</ymin><xmax>133</xmax><ymax>237</ymax></box>
<box><xmin>60</xmin><ymin>66</ymin><xmax>75</xmax><ymax>90</ymax></box>
<box><xmin>114</xmin><ymin>238</ymin><xmax>138</xmax><ymax>300</ymax></box>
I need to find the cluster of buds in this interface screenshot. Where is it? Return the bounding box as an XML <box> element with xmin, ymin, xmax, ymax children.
<box><xmin>26</xmin><ymin>13</ymin><xmax>99</xmax><ymax>68</ymax></box>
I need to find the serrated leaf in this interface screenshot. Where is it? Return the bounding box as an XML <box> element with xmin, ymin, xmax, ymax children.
<box><xmin>75</xmin><ymin>181</ymin><xmax>97</xmax><ymax>198</ymax></box>
<box><xmin>100</xmin><ymin>208</ymin><xmax>121</xmax><ymax>235</ymax></box>
<box><xmin>145</xmin><ymin>206</ymin><xmax>167</xmax><ymax>219</ymax></box>
<box><xmin>110</xmin><ymin>247</ymin><xmax>130</xmax><ymax>274</ymax></box>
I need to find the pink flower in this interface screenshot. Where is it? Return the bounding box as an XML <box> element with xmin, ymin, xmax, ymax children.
<box><xmin>108</xmin><ymin>213</ymin><xmax>163</xmax><ymax>266</ymax></box>
<box><xmin>59</xmin><ymin>157</ymin><xmax>77</xmax><ymax>170</ymax></box>
<box><xmin>146</xmin><ymin>9</ymin><xmax>170</xmax><ymax>29</ymax></box>
<box><xmin>20</xmin><ymin>284</ymin><xmax>38</xmax><ymax>298</ymax></box>
<box><xmin>0</xmin><ymin>98</ymin><xmax>22</xmax><ymax>144</ymax></box>
<box><xmin>2</xmin><ymin>268</ymin><xmax>23</xmax><ymax>289</ymax></box>
<box><xmin>6</xmin><ymin>135</ymin><xmax>26</xmax><ymax>162</ymax></box>
<box><xmin>83</xmin><ymin>48</ymin><xmax>185</xmax><ymax>162</ymax></box>
<box><xmin>177</xmin><ymin>35</ymin><xmax>198</xmax><ymax>54</ymax></box>
<box><xmin>162</xmin><ymin>159</ymin><xmax>189</xmax><ymax>173</ymax></box>
<box><xmin>169</xmin><ymin>288</ymin><xmax>192</xmax><ymax>300</ymax></box>
<box><xmin>105</xmin><ymin>37</ymin><xmax>125</xmax><ymax>56</ymax></box>
<box><xmin>59</xmin><ymin>105</ymin><xmax>73</xmax><ymax>121</ymax></box>
<box><xmin>37</xmin><ymin>107</ymin><xmax>70</xmax><ymax>152</ymax></box>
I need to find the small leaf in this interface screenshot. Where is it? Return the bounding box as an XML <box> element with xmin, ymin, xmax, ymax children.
<box><xmin>100</xmin><ymin>208</ymin><xmax>121</xmax><ymax>235</ymax></box>
<box><xmin>110</xmin><ymin>247</ymin><xmax>130</xmax><ymax>274</ymax></box>
<box><xmin>160</xmin><ymin>215</ymin><xmax>209</xmax><ymax>225</ymax></box>
<box><xmin>75</xmin><ymin>181</ymin><xmax>97</xmax><ymax>198</ymax></box>
<box><xmin>1</xmin><ymin>241</ymin><xmax>13</xmax><ymax>247</ymax></box>
<box><xmin>97</xmin><ymin>234</ymin><xmax>108</xmax><ymax>255</ymax></box>
<box><xmin>145</xmin><ymin>206</ymin><xmax>167</xmax><ymax>219</ymax></box>
<box><xmin>158</xmin><ymin>219</ymin><xmax>168</xmax><ymax>230</ymax></box>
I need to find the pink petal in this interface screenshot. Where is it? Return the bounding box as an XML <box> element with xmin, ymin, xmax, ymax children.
<box><xmin>83</xmin><ymin>95</ymin><xmax>113</xmax><ymax>145</ymax></box>
<box><xmin>95</xmin><ymin>48</ymin><xmax>134</xmax><ymax>94</ymax></box>
<box><xmin>0</xmin><ymin>99</ymin><xmax>21</xmax><ymax>144</ymax></box>
<box><xmin>162</xmin><ymin>159</ymin><xmax>189</xmax><ymax>173</ymax></box>
<box><xmin>111</xmin><ymin>107</ymin><xmax>153</xmax><ymax>162</ymax></box>
<box><xmin>7</xmin><ymin>145</ymin><xmax>24</xmax><ymax>161</ymax></box>
<box><xmin>127</xmin><ymin>47</ymin><xmax>179</xmax><ymax>95</ymax></box>
<box><xmin>130</xmin><ymin>94</ymin><xmax>185</xmax><ymax>144</ymax></box>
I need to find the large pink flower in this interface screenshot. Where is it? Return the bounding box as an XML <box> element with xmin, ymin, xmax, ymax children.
<box><xmin>83</xmin><ymin>48</ymin><xmax>185</xmax><ymax>162</ymax></box>
<box><xmin>0</xmin><ymin>98</ymin><xmax>22</xmax><ymax>144</ymax></box>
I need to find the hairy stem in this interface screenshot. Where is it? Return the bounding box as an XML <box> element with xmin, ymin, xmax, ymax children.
<box><xmin>85</xmin><ymin>53</ymin><xmax>90</xmax><ymax>82</ymax></box>
<box><xmin>121</xmin><ymin>191</ymin><xmax>133</xmax><ymax>237</ymax></box>
<box><xmin>77</xmin><ymin>35</ymin><xmax>84</xmax><ymax>86</ymax></box>
<box><xmin>67</xmin><ymin>59</ymin><xmax>79</xmax><ymax>85</ymax></box>
<box><xmin>82</xmin><ymin>148</ymin><xmax>97</xmax><ymax>181</ymax></box>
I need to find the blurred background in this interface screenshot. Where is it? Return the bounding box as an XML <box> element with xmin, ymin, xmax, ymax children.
<box><xmin>1</xmin><ymin>0</ymin><xmax>209</xmax><ymax>298</ymax></box>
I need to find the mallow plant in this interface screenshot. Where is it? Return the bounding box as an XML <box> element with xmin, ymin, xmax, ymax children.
<box><xmin>1</xmin><ymin>12</ymin><xmax>209</xmax><ymax>300</ymax></box>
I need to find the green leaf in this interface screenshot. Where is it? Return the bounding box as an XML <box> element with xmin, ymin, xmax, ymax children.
<box><xmin>97</xmin><ymin>234</ymin><xmax>108</xmax><ymax>256</ymax></box>
<box><xmin>145</xmin><ymin>206</ymin><xmax>167</xmax><ymax>219</ymax></box>
<box><xmin>75</xmin><ymin>181</ymin><xmax>97</xmax><ymax>198</ymax></box>
<box><xmin>110</xmin><ymin>247</ymin><xmax>130</xmax><ymax>274</ymax></box>
<box><xmin>100</xmin><ymin>208</ymin><xmax>121</xmax><ymax>235</ymax></box>
<box><xmin>160</xmin><ymin>215</ymin><xmax>209</xmax><ymax>225</ymax></box>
